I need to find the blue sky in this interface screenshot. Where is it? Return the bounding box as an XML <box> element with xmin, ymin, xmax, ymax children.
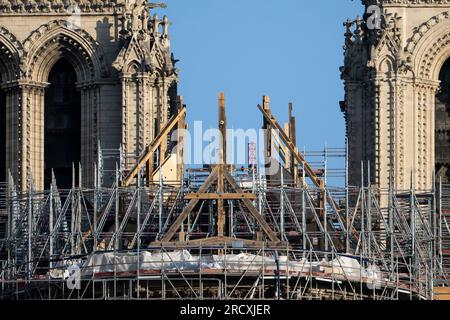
<box><xmin>162</xmin><ymin>0</ymin><xmax>363</xmax><ymax>156</ymax></box>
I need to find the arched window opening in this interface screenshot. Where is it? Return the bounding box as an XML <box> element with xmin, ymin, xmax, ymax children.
<box><xmin>44</xmin><ymin>59</ymin><xmax>81</xmax><ymax>189</ymax></box>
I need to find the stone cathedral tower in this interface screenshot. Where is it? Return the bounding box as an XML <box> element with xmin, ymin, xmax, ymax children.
<box><xmin>342</xmin><ymin>0</ymin><xmax>450</xmax><ymax>193</ymax></box>
<box><xmin>0</xmin><ymin>0</ymin><xmax>178</xmax><ymax>191</ymax></box>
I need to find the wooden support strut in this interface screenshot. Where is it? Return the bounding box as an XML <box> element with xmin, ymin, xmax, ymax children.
<box><xmin>122</xmin><ymin>107</ymin><xmax>187</xmax><ymax>187</ymax></box>
<box><xmin>222</xmin><ymin>170</ymin><xmax>280</xmax><ymax>243</ymax></box>
<box><xmin>258</xmin><ymin>101</ymin><xmax>359</xmax><ymax>244</ymax></box>
<box><xmin>160</xmin><ymin>166</ymin><xmax>280</xmax><ymax>243</ymax></box>
<box><xmin>159</xmin><ymin>93</ymin><xmax>282</xmax><ymax>244</ymax></box>
<box><xmin>161</xmin><ymin>166</ymin><xmax>220</xmax><ymax>242</ymax></box>
<box><xmin>153</xmin><ymin>237</ymin><xmax>287</xmax><ymax>249</ymax></box>
<box><xmin>160</xmin><ymin>165</ymin><xmax>279</xmax><ymax>243</ymax></box>
<box><xmin>176</xmin><ymin>96</ymin><xmax>187</xmax><ymax>182</ymax></box>
<box><xmin>257</xmin><ymin>103</ymin><xmax>322</xmax><ymax>188</ymax></box>
<box><xmin>184</xmin><ymin>193</ymin><xmax>256</xmax><ymax>200</ymax></box>
<box><xmin>217</xmin><ymin>93</ymin><xmax>226</xmax><ymax>238</ymax></box>
<box><xmin>288</xmin><ymin>103</ymin><xmax>299</xmax><ymax>187</ymax></box>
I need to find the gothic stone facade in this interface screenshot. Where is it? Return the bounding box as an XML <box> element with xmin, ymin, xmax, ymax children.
<box><xmin>342</xmin><ymin>0</ymin><xmax>450</xmax><ymax>192</ymax></box>
<box><xmin>0</xmin><ymin>0</ymin><xmax>178</xmax><ymax>191</ymax></box>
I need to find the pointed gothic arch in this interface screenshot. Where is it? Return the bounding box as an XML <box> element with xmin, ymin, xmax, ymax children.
<box><xmin>410</xmin><ymin>15</ymin><xmax>450</xmax><ymax>81</ymax></box>
<box><xmin>44</xmin><ymin>58</ymin><xmax>81</xmax><ymax>189</ymax></box>
<box><xmin>15</xmin><ymin>20</ymin><xmax>109</xmax><ymax>189</ymax></box>
<box><xmin>408</xmin><ymin>15</ymin><xmax>450</xmax><ymax>186</ymax></box>
<box><xmin>435</xmin><ymin>58</ymin><xmax>450</xmax><ymax>182</ymax></box>
<box><xmin>0</xmin><ymin>26</ymin><xmax>22</xmax><ymax>183</ymax></box>
<box><xmin>0</xmin><ymin>26</ymin><xmax>22</xmax><ymax>82</ymax></box>
<box><xmin>0</xmin><ymin>8</ymin><xmax>179</xmax><ymax>191</ymax></box>
<box><xmin>22</xmin><ymin>20</ymin><xmax>108</xmax><ymax>83</ymax></box>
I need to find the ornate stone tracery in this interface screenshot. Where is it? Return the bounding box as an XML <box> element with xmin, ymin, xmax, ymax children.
<box><xmin>0</xmin><ymin>0</ymin><xmax>128</xmax><ymax>14</ymax></box>
<box><xmin>0</xmin><ymin>1</ymin><xmax>179</xmax><ymax>190</ymax></box>
<box><xmin>22</xmin><ymin>19</ymin><xmax>109</xmax><ymax>82</ymax></box>
<box><xmin>0</xmin><ymin>26</ymin><xmax>23</xmax><ymax>82</ymax></box>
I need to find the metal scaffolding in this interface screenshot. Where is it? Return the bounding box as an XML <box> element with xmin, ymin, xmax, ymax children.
<box><xmin>0</xmin><ymin>94</ymin><xmax>448</xmax><ymax>300</ymax></box>
<box><xmin>0</xmin><ymin>157</ymin><xmax>446</xmax><ymax>300</ymax></box>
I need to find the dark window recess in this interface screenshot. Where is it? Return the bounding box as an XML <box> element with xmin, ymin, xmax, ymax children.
<box><xmin>44</xmin><ymin>59</ymin><xmax>81</xmax><ymax>189</ymax></box>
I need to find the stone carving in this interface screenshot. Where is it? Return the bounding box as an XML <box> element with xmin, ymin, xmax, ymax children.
<box><xmin>0</xmin><ymin>26</ymin><xmax>23</xmax><ymax>80</ymax></box>
<box><xmin>21</xmin><ymin>19</ymin><xmax>109</xmax><ymax>80</ymax></box>
<box><xmin>0</xmin><ymin>1</ymin><xmax>167</xmax><ymax>14</ymax></box>
<box><xmin>0</xmin><ymin>0</ymin><xmax>178</xmax><ymax>190</ymax></box>
<box><xmin>342</xmin><ymin>0</ymin><xmax>450</xmax><ymax>193</ymax></box>
<box><xmin>0</xmin><ymin>0</ymin><xmax>126</xmax><ymax>13</ymax></box>
<box><xmin>406</xmin><ymin>11</ymin><xmax>450</xmax><ymax>55</ymax></box>
<box><xmin>121</xmin><ymin>1</ymin><xmax>166</xmax><ymax>36</ymax></box>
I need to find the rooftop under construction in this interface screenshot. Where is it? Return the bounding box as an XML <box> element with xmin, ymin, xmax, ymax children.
<box><xmin>0</xmin><ymin>94</ymin><xmax>449</xmax><ymax>300</ymax></box>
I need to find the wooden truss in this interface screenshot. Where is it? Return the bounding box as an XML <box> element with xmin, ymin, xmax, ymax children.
<box><xmin>154</xmin><ymin>93</ymin><xmax>285</xmax><ymax>248</ymax></box>
<box><xmin>258</xmin><ymin>99</ymin><xmax>322</xmax><ymax>188</ymax></box>
<box><xmin>258</xmin><ymin>97</ymin><xmax>359</xmax><ymax>249</ymax></box>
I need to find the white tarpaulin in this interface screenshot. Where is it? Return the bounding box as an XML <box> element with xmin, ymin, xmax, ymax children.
<box><xmin>211</xmin><ymin>253</ymin><xmax>276</xmax><ymax>272</ymax></box>
<box><xmin>320</xmin><ymin>256</ymin><xmax>363</xmax><ymax>277</ymax></box>
<box><xmin>78</xmin><ymin>251</ymin><xmax>379</xmax><ymax>281</ymax></box>
<box><xmin>82</xmin><ymin>250</ymin><xmax>200</xmax><ymax>276</ymax></box>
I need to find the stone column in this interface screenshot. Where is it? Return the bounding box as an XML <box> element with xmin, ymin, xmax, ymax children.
<box><xmin>120</xmin><ymin>74</ymin><xmax>130</xmax><ymax>168</ymax></box>
<box><xmin>156</xmin><ymin>77</ymin><xmax>171</xmax><ymax>159</ymax></box>
<box><xmin>78</xmin><ymin>83</ymin><xmax>99</xmax><ymax>188</ymax></box>
<box><xmin>3</xmin><ymin>81</ymin><xmax>48</xmax><ymax>191</ymax></box>
<box><xmin>137</xmin><ymin>75</ymin><xmax>145</xmax><ymax>153</ymax></box>
<box><xmin>345</xmin><ymin>80</ymin><xmax>368</xmax><ymax>188</ymax></box>
<box><xmin>144</xmin><ymin>75</ymin><xmax>156</xmax><ymax>149</ymax></box>
<box><xmin>120</xmin><ymin>74</ymin><xmax>136</xmax><ymax>169</ymax></box>
<box><xmin>2</xmin><ymin>83</ymin><xmax>21</xmax><ymax>188</ymax></box>
<box><xmin>414</xmin><ymin>80</ymin><xmax>439</xmax><ymax>192</ymax></box>
<box><xmin>121</xmin><ymin>72</ymin><xmax>159</xmax><ymax>171</ymax></box>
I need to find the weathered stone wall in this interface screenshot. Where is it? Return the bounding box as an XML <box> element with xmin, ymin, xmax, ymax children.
<box><xmin>343</xmin><ymin>0</ymin><xmax>450</xmax><ymax>193</ymax></box>
<box><xmin>0</xmin><ymin>1</ymin><xmax>178</xmax><ymax>190</ymax></box>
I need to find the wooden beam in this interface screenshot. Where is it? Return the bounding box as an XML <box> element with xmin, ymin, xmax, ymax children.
<box><xmin>258</xmin><ymin>104</ymin><xmax>322</xmax><ymax>188</ymax></box>
<box><xmin>122</xmin><ymin>107</ymin><xmax>187</xmax><ymax>187</ymax></box>
<box><xmin>218</xmin><ymin>93</ymin><xmax>227</xmax><ymax>165</ymax></box>
<box><xmin>260</xmin><ymin>105</ymin><xmax>358</xmax><ymax>244</ymax></box>
<box><xmin>217</xmin><ymin>93</ymin><xmax>226</xmax><ymax>237</ymax></box>
<box><xmin>161</xmin><ymin>166</ymin><xmax>219</xmax><ymax>242</ymax></box>
<box><xmin>271</xmin><ymin>128</ymin><xmax>289</xmax><ymax>161</ymax></box>
<box><xmin>185</xmin><ymin>193</ymin><xmax>257</xmax><ymax>200</ymax></box>
<box><xmin>288</xmin><ymin>103</ymin><xmax>299</xmax><ymax>186</ymax></box>
<box><xmin>177</xmin><ymin>96</ymin><xmax>186</xmax><ymax>182</ymax></box>
<box><xmin>435</xmin><ymin>287</ymin><xmax>450</xmax><ymax>300</ymax></box>
<box><xmin>152</xmin><ymin>236</ymin><xmax>288</xmax><ymax>249</ymax></box>
<box><xmin>284</xmin><ymin>122</ymin><xmax>291</xmax><ymax>170</ymax></box>
<box><xmin>223</xmin><ymin>170</ymin><xmax>280</xmax><ymax>243</ymax></box>
<box><xmin>262</xmin><ymin>96</ymin><xmax>273</xmax><ymax>183</ymax></box>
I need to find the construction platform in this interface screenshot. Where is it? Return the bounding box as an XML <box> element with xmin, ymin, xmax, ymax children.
<box><xmin>0</xmin><ymin>94</ymin><xmax>448</xmax><ymax>300</ymax></box>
